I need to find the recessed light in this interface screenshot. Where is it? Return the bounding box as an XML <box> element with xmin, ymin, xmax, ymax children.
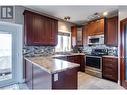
<box><xmin>103</xmin><ymin>12</ymin><xmax>108</xmax><ymax>16</ymax></box>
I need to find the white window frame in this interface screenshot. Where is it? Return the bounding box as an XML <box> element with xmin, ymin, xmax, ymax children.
<box><xmin>55</xmin><ymin>30</ymin><xmax>71</xmax><ymax>52</ymax></box>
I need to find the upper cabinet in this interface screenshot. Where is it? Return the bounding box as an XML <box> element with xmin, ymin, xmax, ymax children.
<box><xmin>105</xmin><ymin>16</ymin><xmax>118</xmax><ymax>46</ymax></box>
<box><xmin>24</xmin><ymin>10</ymin><xmax>58</xmax><ymax>46</ymax></box>
<box><xmin>83</xmin><ymin>18</ymin><xmax>105</xmax><ymax>45</ymax></box>
<box><xmin>71</xmin><ymin>26</ymin><xmax>83</xmax><ymax>47</ymax></box>
<box><xmin>98</xmin><ymin>18</ymin><xmax>105</xmax><ymax>35</ymax></box>
<box><xmin>86</xmin><ymin>18</ymin><xmax>104</xmax><ymax>36</ymax></box>
<box><xmin>71</xmin><ymin>26</ymin><xmax>77</xmax><ymax>47</ymax></box>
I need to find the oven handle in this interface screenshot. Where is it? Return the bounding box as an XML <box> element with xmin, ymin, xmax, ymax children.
<box><xmin>85</xmin><ymin>55</ymin><xmax>102</xmax><ymax>58</ymax></box>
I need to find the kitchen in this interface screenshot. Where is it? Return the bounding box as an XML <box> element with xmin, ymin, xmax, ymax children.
<box><xmin>0</xmin><ymin>6</ymin><xmax>126</xmax><ymax>89</ymax></box>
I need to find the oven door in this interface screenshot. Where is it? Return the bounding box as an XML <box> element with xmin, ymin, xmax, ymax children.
<box><xmin>86</xmin><ymin>56</ymin><xmax>102</xmax><ymax>70</ymax></box>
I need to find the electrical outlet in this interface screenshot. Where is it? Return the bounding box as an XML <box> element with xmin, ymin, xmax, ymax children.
<box><xmin>54</xmin><ymin>73</ymin><xmax>58</xmax><ymax>82</ymax></box>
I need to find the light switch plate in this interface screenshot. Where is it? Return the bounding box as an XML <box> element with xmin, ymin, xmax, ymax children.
<box><xmin>54</xmin><ymin>73</ymin><xmax>58</xmax><ymax>81</ymax></box>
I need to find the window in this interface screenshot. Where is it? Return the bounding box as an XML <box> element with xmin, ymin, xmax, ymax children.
<box><xmin>55</xmin><ymin>32</ymin><xmax>71</xmax><ymax>52</ymax></box>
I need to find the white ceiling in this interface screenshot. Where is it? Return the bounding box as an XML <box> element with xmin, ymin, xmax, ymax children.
<box><xmin>26</xmin><ymin>6</ymin><xmax>118</xmax><ymax>24</ymax></box>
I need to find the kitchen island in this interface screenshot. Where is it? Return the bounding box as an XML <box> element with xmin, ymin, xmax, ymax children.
<box><xmin>24</xmin><ymin>56</ymin><xmax>80</xmax><ymax>89</ymax></box>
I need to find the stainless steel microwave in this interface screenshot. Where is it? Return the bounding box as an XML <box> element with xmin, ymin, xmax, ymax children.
<box><xmin>88</xmin><ymin>35</ymin><xmax>104</xmax><ymax>45</ymax></box>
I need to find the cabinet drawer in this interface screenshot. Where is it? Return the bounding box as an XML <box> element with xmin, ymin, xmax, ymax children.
<box><xmin>103</xmin><ymin>67</ymin><xmax>118</xmax><ymax>81</ymax></box>
<box><xmin>103</xmin><ymin>62</ymin><xmax>117</xmax><ymax>69</ymax></box>
<box><xmin>103</xmin><ymin>73</ymin><xmax>117</xmax><ymax>81</ymax></box>
<box><xmin>102</xmin><ymin>57</ymin><xmax>118</xmax><ymax>82</ymax></box>
<box><xmin>103</xmin><ymin>58</ymin><xmax>117</xmax><ymax>63</ymax></box>
<box><xmin>103</xmin><ymin>67</ymin><xmax>117</xmax><ymax>73</ymax></box>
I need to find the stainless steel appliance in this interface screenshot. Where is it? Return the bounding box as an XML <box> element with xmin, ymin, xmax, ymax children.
<box><xmin>88</xmin><ymin>34</ymin><xmax>104</xmax><ymax>45</ymax></box>
<box><xmin>85</xmin><ymin>49</ymin><xmax>108</xmax><ymax>78</ymax></box>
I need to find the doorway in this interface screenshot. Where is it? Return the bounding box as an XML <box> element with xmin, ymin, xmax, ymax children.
<box><xmin>0</xmin><ymin>22</ymin><xmax>23</xmax><ymax>87</ymax></box>
<box><xmin>120</xmin><ymin>18</ymin><xmax>127</xmax><ymax>89</ymax></box>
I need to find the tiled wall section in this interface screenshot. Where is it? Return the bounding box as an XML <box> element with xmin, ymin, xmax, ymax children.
<box><xmin>23</xmin><ymin>46</ymin><xmax>55</xmax><ymax>57</ymax></box>
<box><xmin>83</xmin><ymin>45</ymin><xmax>118</xmax><ymax>56</ymax></box>
<box><xmin>23</xmin><ymin>45</ymin><xmax>118</xmax><ymax>57</ymax></box>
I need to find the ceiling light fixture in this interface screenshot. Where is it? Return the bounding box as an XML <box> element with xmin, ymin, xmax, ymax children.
<box><xmin>64</xmin><ymin>16</ymin><xmax>70</xmax><ymax>21</ymax></box>
<box><xmin>103</xmin><ymin>12</ymin><xmax>108</xmax><ymax>16</ymax></box>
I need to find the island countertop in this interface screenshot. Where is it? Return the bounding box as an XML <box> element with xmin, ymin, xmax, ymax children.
<box><xmin>24</xmin><ymin>56</ymin><xmax>80</xmax><ymax>74</ymax></box>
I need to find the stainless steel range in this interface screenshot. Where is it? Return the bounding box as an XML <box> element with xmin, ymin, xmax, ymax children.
<box><xmin>85</xmin><ymin>49</ymin><xmax>108</xmax><ymax>78</ymax></box>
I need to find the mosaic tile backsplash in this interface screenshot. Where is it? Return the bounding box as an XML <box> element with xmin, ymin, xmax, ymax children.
<box><xmin>23</xmin><ymin>45</ymin><xmax>118</xmax><ymax>57</ymax></box>
<box><xmin>82</xmin><ymin>45</ymin><xmax>118</xmax><ymax>56</ymax></box>
<box><xmin>23</xmin><ymin>46</ymin><xmax>55</xmax><ymax>57</ymax></box>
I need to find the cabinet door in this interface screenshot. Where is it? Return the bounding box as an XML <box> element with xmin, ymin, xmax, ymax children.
<box><xmin>92</xmin><ymin>21</ymin><xmax>98</xmax><ymax>35</ymax></box>
<box><xmin>77</xmin><ymin>28</ymin><xmax>83</xmax><ymax>46</ymax></box>
<box><xmin>87</xmin><ymin>23</ymin><xmax>93</xmax><ymax>36</ymax></box>
<box><xmin>32</xmin><ymin>14</ymin><xmax>45</xmax><ymax>45</ymax></box>
<box><xmin>78</xmin><ymin>55</ymin><xmax>85</xmax><ymax>72</ymax></box>
<box><xmin>83</xmin><ymin>25</ymin><xmax>88</xmax><ymax>45</ymax></box>
<box><xmin>102</xmin><ymin>57</ymin><xmax>118</xmax><ymax>82</ymax></box>
<box><xmin>24</xmin><ymin>10</ymin><xmax>58</xmax><ymax>46</ymax></box>
<box><xmin>50</xmin><ymin>20</ymin><xmax>58</xmax><ymax>46</ymax></box>
<box><xmin>44</xmin><ymin>18</ymin><xmax>58</xmax><ymax>46</ymax></box>
<box><xmin>52</xmin><ymin>67</ymin><xmax>78</xmax><ymax>89</ymax></box>
<box><xmin>24</xmin><ymin>12</ymin><xmax>35</xmax><ymax>45</ymax></box>
<box><xmin>105</xmin><ymin>16</ymin><xmax>118</xmax><ymax>46</ymax></box>
<box><xmin>67</xmin><ymin>56</ymin><xmax>75</xmax><ymax>63</ymax></box>
<box><xmin>44</xmin><ymin>18</ymin><xmax>52</xmax><ymax>45</ymax></box>
<box><xmin>98</xmin><ymin>19</ymin><xmax>104</xmax><ymax>35</ymax></box>
<box><xmin>88</xmin><ymin>21</ymin><xmax>98</xmax><ymax>36</ymax></box>
<box><xmin>71</xmin><ymin>26</ymin><xmax>77</xmax><ymax>47</ymax></box>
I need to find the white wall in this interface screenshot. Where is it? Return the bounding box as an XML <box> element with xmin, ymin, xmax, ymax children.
<box><xmin>119</xmin><ymin>6</ymin><xmax>127</xmax><ymax>20</ymax></box>
<box><xmin>58</xmin><ymin>21</ymin><xmax>73</xmax><ymax>32</ymax></box>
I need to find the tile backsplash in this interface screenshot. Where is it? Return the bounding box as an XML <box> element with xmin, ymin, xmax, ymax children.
<box><xmin>23</xmin><ymin>46</ymin><xmax>55</xmax><ymax>57</ymax></box>
<box><xmin>82</xmin><ymin>45</ymin><xmax>118</xmax><ymax>56</ymax></box>
<box><xmin>23</xmin><ymin>45</ymin><xmax>118</xmax><ymax>57</ymax></box>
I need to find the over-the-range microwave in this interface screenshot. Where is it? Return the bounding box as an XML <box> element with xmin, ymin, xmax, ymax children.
<box><xmin>88</xmin><ymin>34</ymin><xmax>104</xmax><ymax>45</ymax></box>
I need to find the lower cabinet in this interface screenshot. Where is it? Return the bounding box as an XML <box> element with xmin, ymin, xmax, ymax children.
<box><xmin>25</xmin><ymin>59</ymin><xmax>78</xmax><ymax>89</ymax></box>
<box><xmin>102</xmin><ymin>57</ymin><xmax>118</xmax><ymax>82</ymax></box>
<box><xmin>52</xmin><ymin>67</ymin><xmax>78</xmax><ymax>89</ymax></box>
<box><xmin>67</xmin><ymin>55</ymin><xmax>85</xmax><ymax>72</ymax></box>
<box><xmin>56</xmin><ymin>55</ymin><xmax>85</xmax><ymax>72</ymax></box>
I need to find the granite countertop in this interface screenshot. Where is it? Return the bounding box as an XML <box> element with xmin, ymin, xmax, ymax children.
<box><xmin>52</xmin><ymin>53</ymin><xmax>85</xmax><ymax>58</ymax></box>
<box><xmin>24</xmin><ymin>55</ymin><xmax>80</xmax><ymax>74</ymax></box>
<box><xmin>102</xmin><ymin>55</ymin><xmax>118</xmax><ymax>58</ymax></box>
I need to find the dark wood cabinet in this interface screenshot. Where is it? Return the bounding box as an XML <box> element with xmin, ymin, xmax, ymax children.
<box><xmin>83</xmin><ymin>18</ymin><xmax>105</xmax><ymax>45</ymax></box>
<box><xmin>55</xmin><ymin>55</ymin><xmax>85</xmax><ymax>72</ymax></box>
<box><xmin>71</xmin><ymin>26</ymin><xmax>83</xmax><ymax>47</ymax></box>
<box><xmin>105</xmin><ymin>16</ymin><xmax>118</xmax><ymax>46</ymax></box>
<box><xmin>98</xmin><ymin>19</ymin><xmax>105</xmax><ymax>34</ymax></box>
<box><xmin>87</xmin><ymin>18</ymin><xmax>104</xmax><ymax>36</ymax></box>
<box><xmin>71</xmin><ymin>26</ymin><xmax>77</xmax><ymax>47</ymax></box>
<box><xmin>25</xmin><ymin>59</ymin><xmax>78</xmax><ymax>89</ymax></box>
<box><xmin>24</xmin><ymin>10</ymin><xmax>58</xmax><ymax>46</ymax></box>
<box><xmin>52</xmin><ymin>67</ymin><xmax>78</xmax><ymax>89</ymax></box>
<box><xmin>83</xmin><ymin>25</ymin><xmax>88</xmax><ymax>45</ymax></box>
<box><xmin>102</xmin><ymin>57</ymin><xmax>118</xmax><ymax>82</ymax></box>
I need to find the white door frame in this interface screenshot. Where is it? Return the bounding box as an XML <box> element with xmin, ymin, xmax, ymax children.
<box><xmin>0</xmin><ymin>21</ymin><xmax>23</xmax><ymax>87</ymax></box>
